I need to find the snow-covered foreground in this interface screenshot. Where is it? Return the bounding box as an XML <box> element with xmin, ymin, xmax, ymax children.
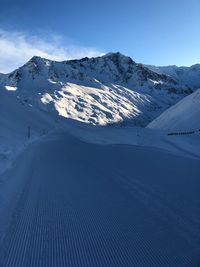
<box><xmin>0</xmin><ymin>128</ymin><xmax>200</xmax><ymax>266</ymax></box>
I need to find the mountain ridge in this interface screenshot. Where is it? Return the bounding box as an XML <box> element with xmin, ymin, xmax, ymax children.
<box><xmin>0</xmin><ymin>52</ymin><xmax>194</xmax><ymax>126</ymax></box>
<box><xmin>145</xmin><ymin>63</ymin><xmax>200</xmax><ymax>89</ymax></box>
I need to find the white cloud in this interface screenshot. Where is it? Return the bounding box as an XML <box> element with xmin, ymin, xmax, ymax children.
<box><xmin>0</xmin><ymin>30</ymin><xmax>104</xmax><ymax>73</ymax></box>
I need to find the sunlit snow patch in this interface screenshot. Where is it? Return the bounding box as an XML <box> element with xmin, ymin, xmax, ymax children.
<box><xmin>5</xmin><ymin>86</ymin><xmax>17</xmax><ymax>91</ymax></box>
<box><xmin>41</xmin><ymin>93</ymin><xmax>53</xmax><ymax>104</ymax></box>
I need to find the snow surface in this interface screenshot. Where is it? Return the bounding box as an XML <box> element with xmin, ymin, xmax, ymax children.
<box><xmin>148</xmin><ymin>89</ymin><xmax>200</xmax><ymax>131</ymax></box>
<box><xmin>0</xmin><ymin>127</ymin><xmax>200</xmax><ymax>266</ymax></box>
<box><xmin>0</xmin><ymin>87</ymin><xmax>59</xmax><ymax>175</ymax></box>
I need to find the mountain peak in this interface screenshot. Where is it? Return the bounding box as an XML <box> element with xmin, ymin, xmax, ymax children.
<box><xmin>29</xmin><ymin>55</ymin><xmax>45</xmax><ymax>63</ymax></box>
<box><xmin>103</xmin><ymin>51</ymin><xmax>124</xmax><ymax>57</ymax></box>
<box><xmin>29</xmin><ymin>55</ymin><xmax>53</xmax><ymax>66</ymax></box>
<box><xmin>103</xmin><ymin>52</ymin><xmax>135</xmax><ymax>64</ymax></box>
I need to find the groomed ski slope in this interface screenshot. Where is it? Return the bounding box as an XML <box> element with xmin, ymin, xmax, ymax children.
<box><xmin>0</xmin><ymin>129</ymin><xmax>200</xmax><ymax>267</ymax></box>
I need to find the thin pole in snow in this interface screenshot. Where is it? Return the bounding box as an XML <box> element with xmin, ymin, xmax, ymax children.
<box><xmin>28</xmin><ymin>126</ymin><xmax>31</xmax><ymax>139</ymax></box>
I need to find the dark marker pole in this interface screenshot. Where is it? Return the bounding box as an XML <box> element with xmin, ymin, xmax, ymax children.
<box><xmin>28</xmin><ymin>126</ymin><xmax>31</xmax><ymax>139</ymax></box>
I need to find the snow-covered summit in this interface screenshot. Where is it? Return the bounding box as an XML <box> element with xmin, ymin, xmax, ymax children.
<box><xmin>5</xmin><ymin>52</ymin><xmax>187</xmax><ymax>91</ymax></box>
<box><xmin>146</xmin><ymin>64</ymin><xmax>200</xmax><ymax>90</ymax></box>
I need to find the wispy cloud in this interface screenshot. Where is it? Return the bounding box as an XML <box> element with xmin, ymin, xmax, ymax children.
<box><xmin>0</xmin><ymin>30</ymin><xmax>104</xmax><ymax>73</ymax></box>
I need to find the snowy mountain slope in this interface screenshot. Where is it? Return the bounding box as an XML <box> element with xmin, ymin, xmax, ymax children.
<box><xmin>147</xmin><ymin>89</ymin><xmax>200</xmax><ymax>131</ymax></box>
<box><xmin>146</xmin><ymin>64</ymin><xmax>200</xmax><ymax>90</ymax></box>
<box><xmin>0</xmin><ymin>53</ymin><xmax>191</xmax><ymax>127</ymax></box>
<box><xmin>0</xmin><ymin>87</ymin><xmax>60</xmax><ymax>175</ymax></box>
<box><xmin>0</xmin><ymin>52</ymin><xmax>197</xmax><ymax>176</ymax></box>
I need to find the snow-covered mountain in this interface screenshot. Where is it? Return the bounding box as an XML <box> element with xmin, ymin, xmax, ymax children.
<box><xmin>147</xmin><ymin>88</ymin><xmax>200</xmax><ymax>131</ymax></box>
<box><xmin>1</xmin><ymin>53</ymin><xmax>200</xmax><ymax>267</ymax></box>
<box><xmin>0</xmin><ymin>52</ymin><xmax>191</xmax><ymax>127</ymax></box>
<box><xmin>146</xmin><ymin>64</ymin><xmax>200</xmax><ymax>90</ymax></box>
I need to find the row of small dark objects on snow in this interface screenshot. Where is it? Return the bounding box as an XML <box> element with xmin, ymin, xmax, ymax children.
<box><xmin>167</xmin><ymin>129</ymin><xmax>200</xmax><ymax>136</ymax></box>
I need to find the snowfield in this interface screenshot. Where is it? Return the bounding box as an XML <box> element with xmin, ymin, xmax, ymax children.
<box><xmin>0</xmin><ymin>53</ymin><xmax>200</xmax><ymax>266</ymax></box>
<box><xmin>148</xmin><ymin>88</ymin><xmax>200</xmax><ymax>131</ymax></box>
<box><xmin>0</xmin><ymin>128</ymin><xmax>200</xmax><ymax>266</ymax></box>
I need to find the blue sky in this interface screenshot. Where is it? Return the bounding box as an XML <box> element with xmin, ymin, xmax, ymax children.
<box><xmin>0</xmin><ymin>0</ymin><xmax>200</xmax><ymax>72</ymax></box>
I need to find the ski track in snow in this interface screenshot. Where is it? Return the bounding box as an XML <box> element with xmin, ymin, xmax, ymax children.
<box><xmin>0</xmin><ymin>132</ymin><xmax>200</xmax><ymax>266</ymax></box>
